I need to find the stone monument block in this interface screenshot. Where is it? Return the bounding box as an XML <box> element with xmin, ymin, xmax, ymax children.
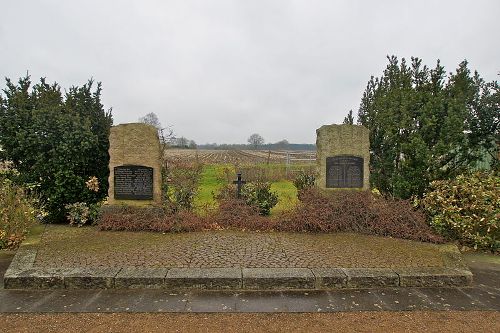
<box><xmin>107</xmin><ymin>123</ymin><xmax>162</xmax><ymax>206</ymax></box>
<box><xmin>316</xmin><ymin>124</ymin><xmax>370</xmax><ymax>191</ymax></box>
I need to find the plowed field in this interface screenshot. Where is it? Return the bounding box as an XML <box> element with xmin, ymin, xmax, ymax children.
<box><xmin>164</xmin><ymin>149</ymin><xmax>316</xmax><ymax>164</ymax></box>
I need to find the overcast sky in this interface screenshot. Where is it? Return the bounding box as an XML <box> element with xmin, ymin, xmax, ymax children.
<box><xmin>1</xmin><ymin>1</ymin><xmax>498</xmax><ymax>144</ymax></box>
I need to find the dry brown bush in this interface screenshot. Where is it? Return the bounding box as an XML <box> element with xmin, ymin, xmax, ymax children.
<box><xmin>98</xmin><ymin>188</ymin><xmax>443</xmax><ymax>243</ymax></box>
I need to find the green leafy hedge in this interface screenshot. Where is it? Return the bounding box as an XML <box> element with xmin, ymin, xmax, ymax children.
<box><xmin>421</xmin><ymin>172</ymin><xmax>499</xmax><ymax>252</ymax></box>
<box><xmin>0</xmin><ymin>76</ymin><xmax>112</xmax><ymax>222</ymax></box>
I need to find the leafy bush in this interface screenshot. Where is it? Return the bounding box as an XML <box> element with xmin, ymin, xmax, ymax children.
<box><xmin>65</xmin><ymin>202</ymin><xmax>101</xmax><ymax>227</ymax></box>
<box><xmin>0</xmin><ymin>178</ymin><xmax>37</xmax><ymax>249</ymax></box>
<box><xmin>420</xmin><ymin>172</ymin><xmax>499</xmax><ymax>252</ymax></box>
<box><xmin>241</xmin><ymin>182</ymin><xmax>278</xmax><ymax>216</ymax></box>
<box><xmin>0</xmin><ymin>76</ymin><xmax>112</xmax><ymax>222</ymax></box>
<box><xmin>293</xmin><ymin>171</ymin><xmax>316</xmax><ymax>191</ymax></box>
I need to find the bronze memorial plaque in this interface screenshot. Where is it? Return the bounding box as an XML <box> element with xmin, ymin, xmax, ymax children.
<box><xmin>326</xmin><ymin>156</ymin><xmax>363</xmax><ymax>188</ymax></box>
<box><xmin>114</xmin><ymin>165</ymin><xmax>154</xmax><ymax>200</ymax></box>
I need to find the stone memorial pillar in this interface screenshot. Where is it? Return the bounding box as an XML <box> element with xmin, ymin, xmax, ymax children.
<box><xmin>316</xmin><ymin>124</ymin><xmax>370</xmax><ymax>191</ymax></box>
<box><xmin>107</xmin><ymin>123</ymin><xmax>162</xmax><ymax>206</ymax></box>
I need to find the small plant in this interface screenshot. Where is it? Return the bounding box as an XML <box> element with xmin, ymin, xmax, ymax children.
<box><xmin>65</xmin><ymin>202</ymin><xmax>99</xmax><ymax>227</ymax></box>
<box><xmin>65</xmin><ymin>202</ymin><xmax>89</xmax><ymax>226</ymax></box>
<box><xmin>293</xmin><ymin>171</ymin><xmax>316</xmax><ymax>191</ymax></box>
<box><xmin>420</xmin><ymin>171</ymin><xmax>499</xmax><ymax>252</ymax></box>
<box><xmin>241</xmin><ymin>182</ymin><xmax>279</xmax><ymax>216</ymax></box>
<box><xmin>85</xmin><ymin>176</ymin><xmax>100</xmax><ymax>192</ymax></box>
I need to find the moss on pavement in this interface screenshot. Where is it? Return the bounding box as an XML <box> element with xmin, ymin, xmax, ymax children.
<box><xmin>32</xmin><ymin>225</ymin><xmax>452</xmax><ymax>269</ymax></box>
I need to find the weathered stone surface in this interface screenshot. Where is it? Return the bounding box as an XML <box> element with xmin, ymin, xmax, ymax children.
<box><xmin>312</xmin><ymin>268</ymin><xmax>347</xmax><ymax>289</ymax></box>
<box><xmin>316</xmin><ymin>124</ymin><xmax>370</xmax><ymax>191</ymax></box>
<box><xmin>4</xmin><ymin>268</ymin><xmax>69</xmax><ymax>289</ymax></box>
<box><xmin>242</xmin><ymin>268</ymin><xmax>315</xmax><ymax>290</ymax></box>
<box><xmin>344</xmin><ymin>268</ymin><xmax>399</xmax><ymax>288</ymax></box>
<box><xmin>396</xmin><ymin>267</ymin><xmax>473</xmax><ymax>287</ymax></box>
<box><xmin>115</xmin><ymin>267</ymin><xmax>169</xmax><ymax>289</ymax></box>
<box><xmin>64</xmin><ymin>268</ymin><xmax>121</xmax><ymax>289</ymax></box>
<box><xmin>165</xmin><ymin>268</ymin><xmax>242</xmax><ymax>290</ymax></box>
<box><xmin>7</xmin><ymin>249</ymin><xmax>36</xmax><ymax>271</ymax></box>
<box><xmin>439</xmin><ymin>244</ymin><xmax>471</xmax><ymax>270</ymax></box>
<box><xmin>107</xmin><ymin>123</ymin><xmax>162</xmax><ymax>206</ymax></box>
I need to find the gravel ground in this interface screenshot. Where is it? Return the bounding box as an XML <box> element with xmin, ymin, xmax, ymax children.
<box><xmin>34</xmin><ymin>226</ymin><xmax>446</xmax><ymax>269</ymax></box>
<box><xmin>0</xmin><ymin>312</ymin><xmax>498</xmax><ymax>332</ymax></box>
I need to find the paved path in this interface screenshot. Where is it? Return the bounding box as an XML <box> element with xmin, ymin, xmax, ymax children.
<box><xmin>0</xmin><ymin>252</ymin><xmax>498</xmax><ymax>312</ymax></box>
<box><xmin>1</xmin><ymin>227</ymin><xmax>475</xmax><ymax>290</ymax></box>
<box><xmin>34</xmin><ymin>227</ymin><xmax>447</xmax><ymax>269</ymax></box>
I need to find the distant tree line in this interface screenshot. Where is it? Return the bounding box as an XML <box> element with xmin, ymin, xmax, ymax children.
<box><xmin>199</xmin><ymin>133</ymin><xmax>315</xmax><ymax>151</ymax></box>
<box><xmin>198</xmin><ymin>142</ymin><xmax>316</xmax><ymax>151</ymax></box>
<box><xmin>136</xmin><ymin>118</ymin><xmax>316</xmax><ymax>151</ymax></box>
<box><xmin>349</xmin><ymin>56</ymin><xmax>499</xmax><ymax>199</ymax></box>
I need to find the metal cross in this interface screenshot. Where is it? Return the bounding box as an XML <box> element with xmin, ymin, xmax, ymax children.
<box><xmin>232</xmin><ymin>173</ymin><xmax>247</xmax><ymax>198</ymax></box>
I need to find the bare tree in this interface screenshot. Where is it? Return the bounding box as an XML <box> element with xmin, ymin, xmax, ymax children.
<box><xmin>248</xmin><ymin>133</ymin><xmax>264</xmax><ymax>149</ymax></box>
<box><xmin>139</xmin><ymin>112</ymin><xmax>174</xmax><ymax>145</ymax></box>
<box><xmin>138</xmin><ymin>112</ymin><xmax>162</xmax><ymax>129</ymax></box>
<box><xmin>176</xmin><ymin>136</ymin><xmax>189</xmax><ymax>147</ymax></box>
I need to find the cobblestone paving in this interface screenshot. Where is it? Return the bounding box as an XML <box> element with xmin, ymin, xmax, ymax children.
<box><xmin>33</xmin><ymin>226</ymin><xmax>446</xmax><ymax>269</ymax></box>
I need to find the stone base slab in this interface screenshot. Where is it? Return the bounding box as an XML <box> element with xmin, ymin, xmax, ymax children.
<box><xmin>343</xmin><ymin>268</ymin><xmax>400</xmax><ymax>288</ymax></box>
<box><xmin>312</xmin><ymin>268</ymin><xmax>347</xmax><ymax>288</ymax></box>
<box><xmin>3</xmin><ymin>266</ymin><xmax>474</xmax><ymax>290</ymax></box>
<box><xmin>395</xmin><ymin>267</ymin><xmax>473</xmax><ymax>287</ymax></box>
<box><xmin>115</xmin><ymin>267</ymin><xmax>169</xmax><ymax>289</ymax></box>
<box><xmin>242</xmin><ymin>268</ymin><xmax>315</xmax><ymax>290</ymax></box>
<box><xmin>64</xmin><ymin>268</ymin><xmax>122</xmax><ymax>289</ymax></box>
<box><xmin>3</xmin><ymin>248</ymin><xmax>474</xmax><ymax>290</ymax></box>
<box><xmin>166</xmin><ymin>268</ymin><xmax>242</xmax><ymax>290</ymax></box>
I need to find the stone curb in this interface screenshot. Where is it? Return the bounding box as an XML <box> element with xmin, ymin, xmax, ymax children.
<box><xmin>3</xmin><ymin>251</ymin><xmax>474</xmax><ymax>290</ymax></box>
<box><xmin>242</xmin><ymin>268</ymin><xmax>315</xmax><ymax>290</ymax></box>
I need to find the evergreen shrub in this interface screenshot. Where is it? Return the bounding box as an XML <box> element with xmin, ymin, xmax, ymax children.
<box><xmin>421</xmin><ymin>172</ymin><xmax>499</xmax><ymax>252</ymax></box>
<box><xmin>241</xmin><ymin>182</ymin><xmax>278</xmax><ymax>216</ymax></box>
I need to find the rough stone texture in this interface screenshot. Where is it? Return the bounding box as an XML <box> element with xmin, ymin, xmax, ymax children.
<box><xmin>396</xmin><ymin>268</ymin><xmax>473</xmax><ymax>287</ymax></box>
<box><xmin>4</xmin><ymin>268</ymin><xmax>68</xmax><ymax>289</ymax></box>
<box><xmin>344</xmin><ymin>268</ymin><xmax>399</xmax><ymax>288</ymax></box>
<box><xmin>34</xmin><ymin>228</ymin><xmax>446</xmax><ymax>269</ymax></box>
<box><xmin>64</xmin><ymin>268</ymin><xmax>121</xmax><ymax>289</ymax></box>
<box><xmin>312</xmin><ymin>268</ymin><xmax>347</xmax><ymax>289</ymax></box>
<box><xmin>242</xmin><ymin>268</ymin><xmax>315</xmax><ymax>290</ymax></box>
<box><xmin>115</xmin><ymin>267</ymin><xmax>169</xmax><ymax>289</ymax></box>
<box><xmin>439</xmin><ymin>244</ymin><xmax>471</xmax><ymax>270</ymax></box>
<box><xmin>165</xmin><ymin>268</ymin><xmax>242</xmax><ymax>290</ymax></box>
<box><xmin>4</xmin><ymin>227</ymin><xmax>474</xmax><ymax>290</ymax></box>
<box><xmin>7</xmin><ymin>249</ymin><xmax>36</xmax><ymax>271</ymax></box>
<box><xmin>107</xmin><ymin>123</ymin><xmax>162</xmax><ymax>206</ymax></box>
<box><xmin>316</xmin><ymin>124</ymin><xmax>370</xmax><ymax>191</ymax></box>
